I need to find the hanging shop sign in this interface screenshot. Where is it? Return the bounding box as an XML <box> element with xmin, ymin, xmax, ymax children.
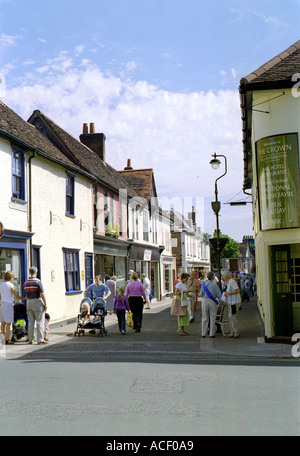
<box><xmin>256</xmin><ymin>133</ymin><xmax>300</xmax><ymax>230</ymax></box>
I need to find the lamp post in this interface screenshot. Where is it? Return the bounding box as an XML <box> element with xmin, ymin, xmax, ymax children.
<box><xmin>210</xmin><ymin>153</ymin><xmax>227</xmax><ymax>289</ymax></box>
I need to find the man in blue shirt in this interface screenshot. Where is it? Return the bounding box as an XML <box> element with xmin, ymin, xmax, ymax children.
<box><xmin>84</xmin><ymin>275</ymin><xmax>111</xmax><ymax>301</ymax></box>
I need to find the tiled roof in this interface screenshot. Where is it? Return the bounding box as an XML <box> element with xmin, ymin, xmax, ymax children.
<box><xmin>28</xmin><ymin>110</ymin><xmax>138</xmax><ymax>196</ymax></box>
<box><xmin>239</xmin><ymin>39</ymin><xmax>300</xmax><ymax>191</ymax></box>
<box><xmin>240</xmin><ymin>40</ymin><xmax>300</xmax><ymax>89</ymax></box>
<box><xmin>0</xmin><ymin>101</ymin><xmax>77</xmax><ymax>169</ymax></box>
<box><xmin>118</xmin><ymin>168</ymin><xmax>154</xmax><ymax>202</ymax></box>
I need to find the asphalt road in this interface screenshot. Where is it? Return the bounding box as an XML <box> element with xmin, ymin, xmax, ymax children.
<box><xmin>0</xmin><ymin>301</ymin><xmax>299</xmax><ymax>436</ymax></box>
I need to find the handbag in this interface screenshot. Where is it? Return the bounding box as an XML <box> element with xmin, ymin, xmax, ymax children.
<box><xmin>171</xmin><ymin>297</ymin><xmax>186</xmax><ymax>317</ymax></box>
<box><xmin>126</xmin><ymin>311</ymin><xmax>134</xmax><ymax>328</ymax></box>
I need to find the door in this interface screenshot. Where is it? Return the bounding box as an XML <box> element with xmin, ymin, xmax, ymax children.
<box><xmin>271</xmin><ymin>245</ymin><xmax>293</xmax><ymax>336</ymax></box>
<box><xmin>85</xmin><ymin>253</ymin><xmax>93</xmax><ymax>288</ymax></box>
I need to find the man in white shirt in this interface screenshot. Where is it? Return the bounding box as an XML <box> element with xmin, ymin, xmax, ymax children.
<box><xmin>141</xmin><ymin>274</ymin><xmax>151</xmax><ymax>309</ymax></box>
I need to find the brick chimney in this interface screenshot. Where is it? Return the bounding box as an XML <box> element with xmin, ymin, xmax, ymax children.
<box><xmin>80</xmin><ymin>123</ymin><xmax>106</xmax><ymax>163</ymax></box>
<box><xmin>124</xmin><ymin>159</ymin><xmax>133</xmax><ymax>170</ymax></box>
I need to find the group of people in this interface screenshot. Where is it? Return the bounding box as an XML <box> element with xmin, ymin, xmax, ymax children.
<box><xmin>0</xmin><ymin>266</ymin><xmax>49</xmax><ymax>345</ymax></box>
<box><xmin>175</xmin><ymin>270</ymin><xmax>250</xmax><ymax>338</ymax></box>
<box><xmin>1</xmin><ymin>264</ymin><xmax>251</xmax><ymax>344</ymax></box>
<box><xmin>84</xmin><ymin>271</ymin><xmax>152</xmax><ymax>335</ymax></box>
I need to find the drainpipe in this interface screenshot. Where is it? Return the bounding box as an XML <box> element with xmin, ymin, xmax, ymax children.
<box><xmin>28</xmin><ymin>150</ymin><xmax>36</xmax><ymax>266</ymax></box>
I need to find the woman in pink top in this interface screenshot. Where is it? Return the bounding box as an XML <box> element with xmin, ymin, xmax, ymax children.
<box><xmin>125</xmin><ymin>272</ymin><xmax>145</xmax><ymax>332</ymax></box>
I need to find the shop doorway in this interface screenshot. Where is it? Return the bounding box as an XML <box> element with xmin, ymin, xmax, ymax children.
<box><xmin>271</xmin><ymin>245</ymin><xmax>293</xmax><ymax>336</ymax></box>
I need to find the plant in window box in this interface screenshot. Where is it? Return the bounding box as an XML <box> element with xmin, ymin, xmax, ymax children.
<box><xmin>106</xmin><ymin>223</ymin><xmax>119</xmax><ymax>238</ymax></box>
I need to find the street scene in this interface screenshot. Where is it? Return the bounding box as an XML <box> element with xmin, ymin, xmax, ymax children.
<box><xmin>1</xmin><ymin>0</ymin><xmax>300</xmax><ymax>439</ymax></box>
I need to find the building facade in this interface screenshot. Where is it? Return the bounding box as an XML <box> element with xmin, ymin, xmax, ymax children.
<box><xmin>239</xmin><ymin>40</ymin><xmax>300</xmax><ymax>339</ymax></box>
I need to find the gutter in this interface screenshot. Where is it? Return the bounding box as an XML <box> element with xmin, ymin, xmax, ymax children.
<box><xmin>28</xmin><ymin>150</ymin><xmax>36</xmax><ymax>265</ymax></box>
<box><xmin>239</xmin><ymin>79</ymin><xmax>253</xmax><ymax>195</ymax></box>
<box><xmin>0</xmin><ymin>127</ymin><xmax>127</xmax><ymax>194</ymax></box>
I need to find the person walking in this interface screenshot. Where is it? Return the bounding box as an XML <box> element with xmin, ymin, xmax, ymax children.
<box><xmin>0</xmin><ymin>271</ymin><xmax>27</xmax><ymax>345</ymax></box>
<box><xmin>175</xmin><ymin>272</ymin><xmax>191</xmax><ymax>336</ymax></box>
<box><xmin>84</xmin><ymin>275</ymin><xmax>111</xmax><ymax>302</ymax></box>
<box><xmin>141</xmin><ymin>273</ymin><xmax>151</xmax><ymax>309</ymax></box>
<box><xmin>113</xmin><ymin>286</ymin><xmax>130</xmax><ymax>334</ymax></box>
<box><xmin>24</xmin><ymin>266</ymin><xmax>48</xmax><ymax>345</ymax></box>
<box><xmin>125</xmin><ymin>272</ymin><xmax>145</xmax><ymax>332</ymax></box>
<box><xmin>222</xmin><ymin>270</ymin><xmax>241</xmax><ymax>338</ymax></box>
<box><xmin>186</xmin><ymin>271</ymin><xmax>200</xmax><ymax>322</ymax></box>
<box><xmin>200</xmin><ymin>271</ymin><xmax>222</xmax><ymax>338</ymax></box>
<box><xmin>105</xmin><ymin>276</ymin><xmax>117</xmax><ymax>314</ymax></box>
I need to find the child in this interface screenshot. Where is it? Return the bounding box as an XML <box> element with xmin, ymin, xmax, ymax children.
<box><xmin>79</xmin><ymin>303</ymin><xmax>90</xmax><ymax>325</ymax></box>
<box><xmin>44</xmin><ymin>313</ymin><xmax>50</xmax><ymax>342</ymax></box>
<box><xmin>113</xmin><ymin>287</ymin><xmax>130</xmax><ymax>334</ymax></box>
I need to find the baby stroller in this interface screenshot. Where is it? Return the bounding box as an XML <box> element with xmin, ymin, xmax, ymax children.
<box><xmin>11</xmin><ymin>303</ymin><xmax>27</xmax><ymax>343</ymax></box>
<box><xmin>74</xmin><ymin>297</ymin><xmax>108</xmax><ymax>338</ymax></box>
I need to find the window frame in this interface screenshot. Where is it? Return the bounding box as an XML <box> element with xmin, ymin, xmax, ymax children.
<box><xmin>63</xmin><ymin>249</ymin><xmax>81</xmax><ymax>294</ymax></box>
<box><xmin>66</xmin><ymin>172</ymin><xmax>75</xmax><ymax>217</ymax></box>
<box><xmin>11</xmin><ymin>144</ymin><xmax>26</xmax><ymax>202</ymax></box>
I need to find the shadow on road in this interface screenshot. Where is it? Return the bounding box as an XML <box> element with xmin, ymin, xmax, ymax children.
<box><xmin>7</xmin><ymin>298</ymin><xmax>298</xmax><ymax>367</ymax></box>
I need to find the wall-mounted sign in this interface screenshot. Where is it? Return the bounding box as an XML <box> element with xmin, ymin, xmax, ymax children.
<box><xmin>256</xmin><ymin>133</ymin><xmax>300</xmax><ymax>230</ymax></box>
<box><xmin>143</xmin><ymin>249</ymin><xmax>152</xmax><ymax>261</ymax></box>
<box><xmin>0</xmin><ymin>222</ymin><xmax>4</xmax><ymax>238</ymax></box>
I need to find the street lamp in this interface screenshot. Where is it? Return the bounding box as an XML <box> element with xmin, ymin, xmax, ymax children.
<box><xmin>209</xmin><ymin>152</ymin><xmax>227</xmax><ymax>289</ymax></box>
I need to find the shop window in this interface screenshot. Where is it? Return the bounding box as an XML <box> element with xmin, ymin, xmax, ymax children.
<box><xmin>291</xmin><ymin>258</ymin><xmax>300</xmax><ymax>303</ymax></box>
<box><xmin>66</xmin><ymin>172</ymin><xmax>75</xmax><ymax>217</ymax></box>
<box><xmin>0</xmin><ymin>249</ymin><xmax>22</xmax><ymax>296</ymax></box>
<box><xmin>12</xmin><ymin>145</ymin><xmax>25</xmax><ymax>202</ymax></box>
<box><xmin>164</xmin><ymin>265</ymin><xmax>172</xmax><ymax>293</ymax></box>
<box><xmin>63</xmin><ymin>249</ymin><xmax>80</xmax><ymax>293</ymax></box>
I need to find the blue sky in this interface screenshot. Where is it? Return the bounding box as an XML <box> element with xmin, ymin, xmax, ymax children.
<box><xmin>1</xmin><ymin>0</ymin><xmax>299</xmax><ymax>241</ymax></box>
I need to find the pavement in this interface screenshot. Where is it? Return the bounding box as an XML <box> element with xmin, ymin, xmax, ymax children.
<box><xmin>1</xmin><ymin>294</ymin><xmax>298</xmax><ymax>362</ymax></box>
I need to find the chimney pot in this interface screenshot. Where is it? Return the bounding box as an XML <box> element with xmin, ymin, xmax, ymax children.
<box><xmin>90</xmin><ymin>123</ymin><xmax>95</xmax><ymax>134</ymax></box>
<box><xmin>83</xmin><ymin>123</ymin><xmax>88</xmax><ymax>134</ymax></box>
<box><xmin>124</xmin><ymin>159</ymin><xmax>133</xmax><ymax>170</ymax></box>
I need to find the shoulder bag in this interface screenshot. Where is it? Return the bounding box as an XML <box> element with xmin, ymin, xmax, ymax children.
<box><xmin>170</xmin><ymin>295</ymin><xmax>186</xmax><ymax>316</ymax></box>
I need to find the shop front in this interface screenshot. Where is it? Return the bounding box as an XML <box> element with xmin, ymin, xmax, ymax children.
<box><xmin>94</xmin><ymin>235</ymin><xmax>131</xmax><ymax>289</ymax></box>
<box><xmin>129</xmin><ymin>244</ymin><xmax>163</xmax><ymax>300</ymax></box>
<box><xmin>161</xmin><ymin>256</ymin><xmax>176</xmax><ymax>297</ymax></box>
<box><xmin>0</xmin><ymin>229</ymin><xmax>30</xmax><ymax>296</ymax></box>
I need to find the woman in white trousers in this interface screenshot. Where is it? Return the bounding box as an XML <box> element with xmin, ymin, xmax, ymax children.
<box><xmin>222</xmin><ymin>270</ymin><xmax>241</xmax><ymax>338</ymax></box>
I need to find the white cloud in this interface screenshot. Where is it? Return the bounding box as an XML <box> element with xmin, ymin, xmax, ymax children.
<box><xmin>126</xmin><ymin>60</ymin><xmax>138</xmax><ymax>72</ymax></box>
<box><xmin>231</xmin><ymin>68</ymin><xmax>237</xmax><ymax>79</ymax></box>
<box><xmin>0</xmin><ymin>34</ymin><xmax>17</xmax><ymax>46</ymax></box>
<box><xmin>23</xmin><ymin>59</ymin><xmax>35</xmax><ymax>66</ymax></box>
<box><xmin>3</xmin><ymin>56</ymin><xmax>251</xmax><ymax>238</ymax></box>
<box><xmin>229</xmin><ymin>7</ymin><xmax>288</xmax><ymax>28</ymax></box>
<box><xmin>75</xmin><ymin>44</ymin><xmax>85</xmax><ymax>55</ymax></box>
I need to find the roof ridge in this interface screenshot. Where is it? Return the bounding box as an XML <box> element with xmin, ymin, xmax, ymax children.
<box><xmin>241</xmin><ymin>39</ymin><xmax>300</xmax><ymax>84</ymax></box>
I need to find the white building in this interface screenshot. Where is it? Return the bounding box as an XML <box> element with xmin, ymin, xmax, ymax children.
<box><xmin>0</xmin><ymin>102</ymin><xmax>95</xmax><ymax>324</ymax></box>
<box><xmin>240</xmin><ymin>40</ymin><xmax>300</xmax><ymax>339</ymax></box>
